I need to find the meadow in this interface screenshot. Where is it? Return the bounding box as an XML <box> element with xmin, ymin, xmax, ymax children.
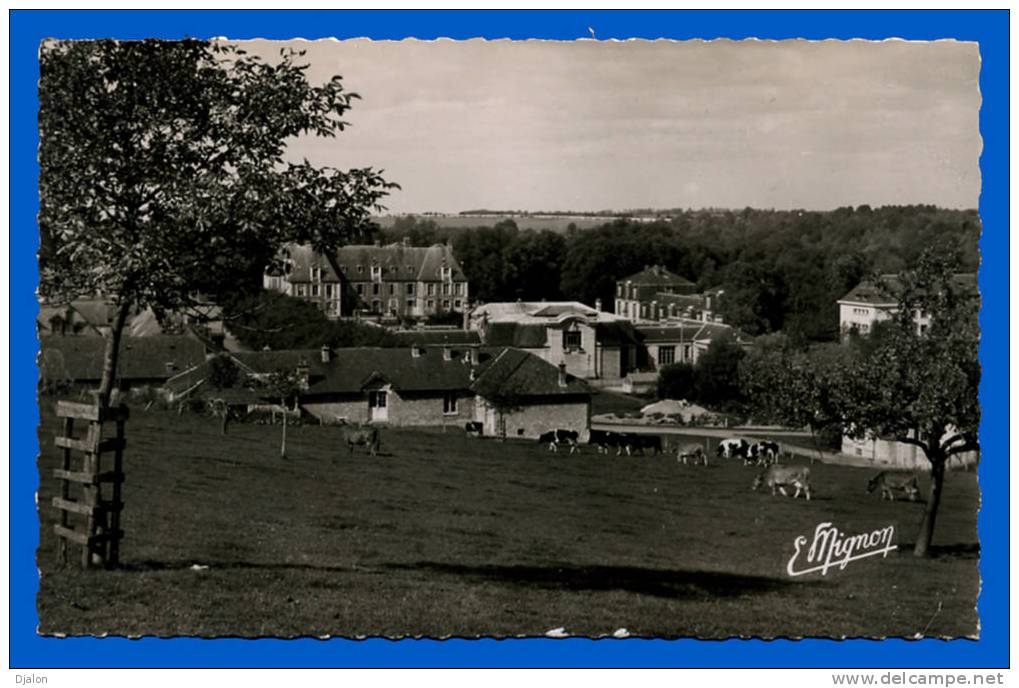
<box><xmin>36</xmin><ymin>401</ymin><xmax>980</xmax><ymax>639</ymax></box>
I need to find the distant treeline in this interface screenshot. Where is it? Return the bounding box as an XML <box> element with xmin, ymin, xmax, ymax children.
<box><xmin>380</xmin><ymin>206</ymin><xmax>980</xmax><ymax>343</ymax></box>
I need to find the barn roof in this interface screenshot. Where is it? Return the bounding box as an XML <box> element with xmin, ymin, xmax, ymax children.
<box><xmin>39</xmin><ymin>335</ymin><xmax>207</xmax><ymax>383</ymax></box>
<box><xmin>468</xmin><ymin>348</ymin><xmax>590</xmax><ymax>399</ymax></box>
<box><xmin>308</xmin><ymin>347</ymin><xmax>494</xmax><ymax>395</ymax></box>
<box><xmin>389</xmin><ymin>329</ymin><xmax>481</xmax><ymax>347</ymax></box>
<box><xmin>280</xmin><ymin>243</ymin><xmax>467</xmax><ymax>283</ymax></box>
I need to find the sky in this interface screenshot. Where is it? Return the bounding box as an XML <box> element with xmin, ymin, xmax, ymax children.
<box><xmin>241</xmin><ymin>38</ymin><xmax>981</xmax><ymax>214</ymax></box>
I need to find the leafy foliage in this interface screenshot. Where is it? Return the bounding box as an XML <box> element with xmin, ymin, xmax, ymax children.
<box><xmin>207</xmin><ymin>354</ymin><xmax>240</xmax><ymax>389</ymax></box>
<box><xmin>656</xmin><ymin>362</ymin><xmax>696</xmax><ymax>401</ymax></box>
<box><xmin>38</xmin><ymin>39</ymin><xmax>397</xmax><ymax>396</ymax></box>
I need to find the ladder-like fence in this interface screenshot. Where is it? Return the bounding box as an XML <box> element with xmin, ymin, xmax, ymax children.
<box><xmin>52</xmin><ymin>401</ymin><xmax>128</xmax><ymax>569</ymax></box>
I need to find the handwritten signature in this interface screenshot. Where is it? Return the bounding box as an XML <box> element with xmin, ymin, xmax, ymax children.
<box><xmin>787</xmin><ymin>521</ymin><xmax>897</xmax><ymax>577</ymax></box>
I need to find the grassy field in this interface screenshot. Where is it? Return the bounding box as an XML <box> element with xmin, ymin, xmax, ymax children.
<box><xmin>36</xmin><ymin>401</ymin><xmax>979</xmax><ymax>639</ymax></box>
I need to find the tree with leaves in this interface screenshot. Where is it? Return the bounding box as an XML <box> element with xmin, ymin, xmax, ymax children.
<box><xmin>837</xmin><ymin>244</ymin><xmax>979</xmax><ymax>557</ymax></box>
<box><xmin>39</xmin><ymin>39</ymin><xmax>397</xmax><ymax>407</ymax></box>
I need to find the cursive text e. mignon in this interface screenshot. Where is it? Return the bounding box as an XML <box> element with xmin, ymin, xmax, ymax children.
<box><xmin>787</xmin><ymin>521</ymin><xmax>896</xmax><ymax>577</ymax></box>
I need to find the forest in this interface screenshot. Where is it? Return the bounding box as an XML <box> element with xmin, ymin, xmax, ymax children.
<box><xmin>379</xmin><ymin>205</ymin><xmax>980</xmax><ymax>342</ymax></box>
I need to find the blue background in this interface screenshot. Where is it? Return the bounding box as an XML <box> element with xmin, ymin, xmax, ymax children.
<box><xmin>10</xmin><ymin>9</ymin><xmax>1009</xmax><ymax>668</ymax></box>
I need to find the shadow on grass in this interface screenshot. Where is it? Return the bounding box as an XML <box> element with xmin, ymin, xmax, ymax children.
<box><xmin>382</xmin><ymin>561</ymin><xmax>822</xmax><ymax>600</ymax></box>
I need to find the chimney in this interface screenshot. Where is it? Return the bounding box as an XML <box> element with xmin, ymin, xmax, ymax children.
<box><xmin>469</xmin><ymin>347</ymin><xmax>480</xmax><ymax>366</ymax></box>
<box><xmin>595</xmin><ymin>298</ymin><xmax>602</xmax><ymax>312</ymax></box>
<box><xmin>442</xmin><ymin>345</ymin><xmax>452</xmax><ymax>361</ymax></box>
<box><xmin>558</xmin><ymin>361</ymin><xmax>568</xmax><ymax>388</ymax></box>
<box><xmin>320</xmin><ymin>345</ymin><xmax>331</xmax><ymax>364</ymax></box>
<box><xmin>705</xmin><ymin>295</ymin><xmax>712</xmax><ymax>312</ymax></box>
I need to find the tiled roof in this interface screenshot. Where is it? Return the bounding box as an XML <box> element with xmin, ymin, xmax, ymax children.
<box><xmin>389</xmin><ymin>329</ymin><xmax>481</xmax><ymax>347</ymax></box>
<box><xmin>481</xmin><ymin>322</ymin><xmax>549</xmax><ymax>348</ymax></box>
<box><xmin>839</xmin><ymin>273</ymin><xmax>978</xmax><ymax>306</ymax></box>
<box><xmin>307</xmin><ymin>347</ymin><xmax>492</xmax><ymax>395</ymax></box>
<box><xmin>620</xmin><ymin>265</ymin><xmax>695</xmax><ymax>287</ymax></box>
<box><xmin>282</xmin><ymin>243</ymin><xmax>467</xmax><ymax>283</ymax></box>
<box><xmin>593</xmin><ymin>321</ymin><xmax>641</xmax><ymax>346</ymax></box>
<box><xmin>636</xmin><ymin>324</ymin><xmax>706</xmax><ymax>343</ymax></box>
<box><xmin>38</xmin><ymin>335</ymin><xmax>207</xmax><ymax>382</ymax></box>
<box><xmin>468</xmin><ymin>348</ymin><xmax>590</xmax><ymax>399</ymax></box>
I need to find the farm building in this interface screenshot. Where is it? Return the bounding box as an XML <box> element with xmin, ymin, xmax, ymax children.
<box><xmin>467</xmin><ymin>301</ymin><xmax>640</xmax><ymax>382</ymax></box>
<box><xmin>264</xmin><ymin>242</ymin><xmax>470</xmax><ymax>320</ymax></box>
<box><xmin>165</xmin><ymin>345</ymin><xmax>592</xmax><ymax>437</ymax></box>
<box><xmin>841</xmin><ymin>433</ymin><xmax>979</xmax><ymax>471</ymax></box>
<box><xmin>636</xmin><ymin>320</ymin><xmax>750</xmax><ymax>369</ymax></box>
<box><xmin>38</xmin><ymin>335</ymin><xmax>208</xmax><ymax>392</ymax></box>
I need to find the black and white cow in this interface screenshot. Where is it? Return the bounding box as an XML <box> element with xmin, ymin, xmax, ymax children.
<box><xmin>538</xmin><ymin>429</ymin><xmax>580</xmax><ymax>454</ymax></box>
<box><xmin>589</xmin><ymin>429</ymin><xmax>623</xmax><ymax>454</ymax></box>
<box><xmin>717</xmin><ymin>437</ymin><xmax>750</xmax><ymax>460</ymax></box>
<box><xmin>746</xmin><ymin>440</ymin><xmax>780</xmax><ymax>466</ymax></box>
<box><xmin>465</xmin><ymin>421</ymin><xmax>483</xmax><ymax>438</ymax></box>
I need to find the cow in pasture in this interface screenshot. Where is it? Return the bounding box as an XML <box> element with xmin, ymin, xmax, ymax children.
<box><xmin>538</xmin><ymin>429</ymin><xmax>580</xmax><ymax>454</ymax></box>
<box><xmin>752</xmin><ymin>465</ymin><xmax>812</xmax><ymax>500</ymax></box>
<box><xmin>717</xmin><ymin>437</ymin><xmax>750</xmax><ymax>460</ymax></box>
<box><xmin>676</xmin><ymin>442</ymin><xmax>708</xmax><ymax>466</ymax></box>
<box><xmin>632</xmin><ymin>434</ymin><xmax>663</xmax><ymax>456</ymax></box>
<box><xmin>465</xmin><ymin>421</ymin><xmax>483</xmax><ymax>438</ymax></box>
<box><xmin>589</xmin><ymin>429</ymin><xmax>624</xmax><ymax>454</ymax></box>
<box><xmin>747</xmin><ymin>441</ymin><xmax>780</xmax><ymax>466</ymax></box>
<box><xmin>342</xmin><ymin>425</ymin><xmax>380</xmax><ymax>456</ymax></box>
<box><xmin>867</xmin><ymin>471</ymin><xmax>920</xmax><ymax>501</ymax></box>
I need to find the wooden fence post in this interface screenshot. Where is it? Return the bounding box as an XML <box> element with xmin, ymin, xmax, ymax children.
<box><xmin>52</xmin><ymin>400</ymin><xmax>128</xmax><ymax>570</ymax></box>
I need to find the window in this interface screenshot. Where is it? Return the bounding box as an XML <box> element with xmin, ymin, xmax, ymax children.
<box><xmin>356</xmin><ymin>265</ymin><xmax>364</xmax><ymax>274</ymax></box>
<box><xmin>372</xmin><ymin>283</ymin><xmax>380</xmax><ymax>296</ymax></box>
<box><xmin>388</xmin><ymin>283</ymin><xmax>395</xmax><ymax>295</ymax></box>
<box><xmin>311</xmin><ymin>267</ymin><xmax>321</xmax><ymax>282</ymax></box>
<box><xmin>658</xmin><ymin>346</ymin><xmax>676</xmax><ymax>365</ymax></box>
<box><xmin>682</xmin><ymin>344</ymin><xmax>692</xmax><ymax>361</ymax></box>
<box><xmin>427</xmin><ymin>299</ymin><xmax>435</xmax><ymax>310</ymax></box>
<box><xmin>443</xmin><ymin>392</ymin><xmax>458</xmax><ymax>415</ymax></box>
<box><xmin>564</xmin><ymin>330</ymin><xmax>582</xmax><ymax>350</ymax></box>
<box><xmin>427</xmin><ymin>283</ymin><xmax>436</xmax><ymax>296</ymax></box>
<box><xmin>406</xmin><ymin>283</ymin><xmax>415</xmax><ymax>295</ymax></box>
<box><xmin>454</xmin><ymin>283</ymin><xmax>463</xmax><ymax>296</ymax></box>
<box><xmin>442</xmin><ymin>300</ymin><xmax>451</xmax><ymax>310</ymax></box>
<box><xmin>369</xmin><ymin>390</ymin><xmax>387</xmax><ymax>408</ymax></box>
<box><xmin>440</xmin><ymin>266</ymin><xmax>451</xmax><ymax>281</ymax></box>
<box><xmin>406</xmin><ymin>265</ymin><xmax>414</xmax><ymax>274</ymax></box>
<box><xmin>442</xmin><ymin>283</ymin><xmax>450</xmax><ymax>296</ymax></box>
<box><xmin>371</xmin><ymin>265</ymin><xmax>382</xmax><ymax>280</ymax></box>
<box><xmin>310</xmin><ymin>284</ymin><xmax>320</xmax><ymax>297</ymax></box>
<box><xmin>406</xmin><ymin>299</ymin><xmax>415</xmax><ymax>311</ymax></box>
<box><xmin>324</xmin><ymin>284</ymin><xmax>334</xmax><ymax>298</ymax></box>
<box><xmin>296</xmin><ymin>284</ymin><xmax>307</xmax><ymax>297</ymax></box>
<box><xmin>371</xmin><ymin>299</ymin><xmax>381</xmax><ymax>312</ymax></box>
<box><xmin>454</xmin><ymin>300</ymin><xmax>462</xmax><ymax>309</ymax></box>
<box><xmin>356</xmin><ymin>284</ymin><xmax>364</xmax><ymax>296</ymax></box>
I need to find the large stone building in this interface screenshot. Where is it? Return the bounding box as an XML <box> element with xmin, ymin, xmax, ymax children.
<box><xmin>614</xmin><ymin>265</ymin><xmax>724</xmax><ymax>324</ymax></box>
<box><xmin>264</xmin><ymin>242</ymin><xmax>470</xmax><ymax>320</ymax></box>
<box><xmin>467</xmin><ymin>301</ymin><xmax>640</xmax><ymax>382</ymax></box>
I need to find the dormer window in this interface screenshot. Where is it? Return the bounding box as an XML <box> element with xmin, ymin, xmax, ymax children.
<box><xmin>371</xmin><ymin>265</ymin><xmax>382</xmax><ymax>280</ymax></box>
<box><xmin>311</xmin><ymin>267</ymin><xmax>321</xmax><ymax>282</ymax></box>
<box><xmin>356</xmin><ymin>265</ymin><xmax>364</xmax><ymax>274</ymax></box>
<box><xmin>405</xmin><ymin>265</ymin><xmax>414</xmax><ymax>274</ymax></box>
<box><xmin>440</xmin><ymin>266</ymin><xmax>452</xmax><ymax>281</ymax></box>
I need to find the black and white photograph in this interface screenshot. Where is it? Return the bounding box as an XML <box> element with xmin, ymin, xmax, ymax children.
<box><xmin>35</xmin><ymin>35</ymin><xmax>982</xmax><ymax>640</ymax></box>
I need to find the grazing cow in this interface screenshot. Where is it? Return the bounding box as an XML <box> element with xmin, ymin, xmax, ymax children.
<box><xmin>342</xmin><ymin>425</ymin><xmax>380</xmax><ymax>456</ymax></box>
<box><xmin>867</xmin><ymin>471</ymin><xmax>920</xmax><ymax>501</ymax></box>
<box><xmin>747</xmin><ymin>441</ymin><xmax>780</xmax><ymax>466</ymax></box>
<box><xmin>676</xmin><ymin>442</ymin><xmax>708</xmax><ymax>466</ymax></box>
<box><xmin>752</xmin><ymin>465</ymin><xmax>812</xmax><ymax>500</ymax></box>
<box><xmin>465</xmin><ymin>421</ymin><xmax>483</xmax><ymax>438</ymax></box>
<box><xmin>538</xmin><ymin>429</ymin><xmax>580</xmax><ymax>454</ymax></box>
<box><xmin>717</xmin><ymin>438</ymin><xmax>750</xmax><ymax>460</ymax></box>
<box><xmin>589</xmin><ymin>429</ymin><xmax>623</xmax><ymax>454</ymax></box>
<box><xmin>633</xmin><ymin>434</ymin><xmax>663</xmax><ymax>456</ymax></box>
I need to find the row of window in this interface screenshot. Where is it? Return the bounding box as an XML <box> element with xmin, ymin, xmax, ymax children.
<box><xmin>311</xmin><ymin>265</ymin><xmax>455</xmax><ymax>280</ymax></box>
<box><xmin>353</xmin><ymin>282</ymin><xmax>463</xmax><ymax>297</ymax></box>
<box><xmin>657</xmin><ymin>345</ymin><xmax>693</xmax><ymax>365</ymax></box>
<box><xmin>364</xmin><ymin>299</ymin><xmax>462</xmax><ymax>312</ymax></box>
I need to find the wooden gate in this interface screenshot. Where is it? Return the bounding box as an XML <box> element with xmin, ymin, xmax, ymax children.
<box><xmin>52</xmin><ymin>400</ymin><xmax>128</xmax><ymax>569</ymax></box>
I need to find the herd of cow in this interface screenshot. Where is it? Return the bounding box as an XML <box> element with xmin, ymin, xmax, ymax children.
<box><xmin>532</xmin><ymin>428</ymin><xmax>923</xmax><ymax>504</ymax></box>
<box><xmin>338</xmin><ymin>422</ymin><xmax>923</xmax><ymax>505</ymax></box>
